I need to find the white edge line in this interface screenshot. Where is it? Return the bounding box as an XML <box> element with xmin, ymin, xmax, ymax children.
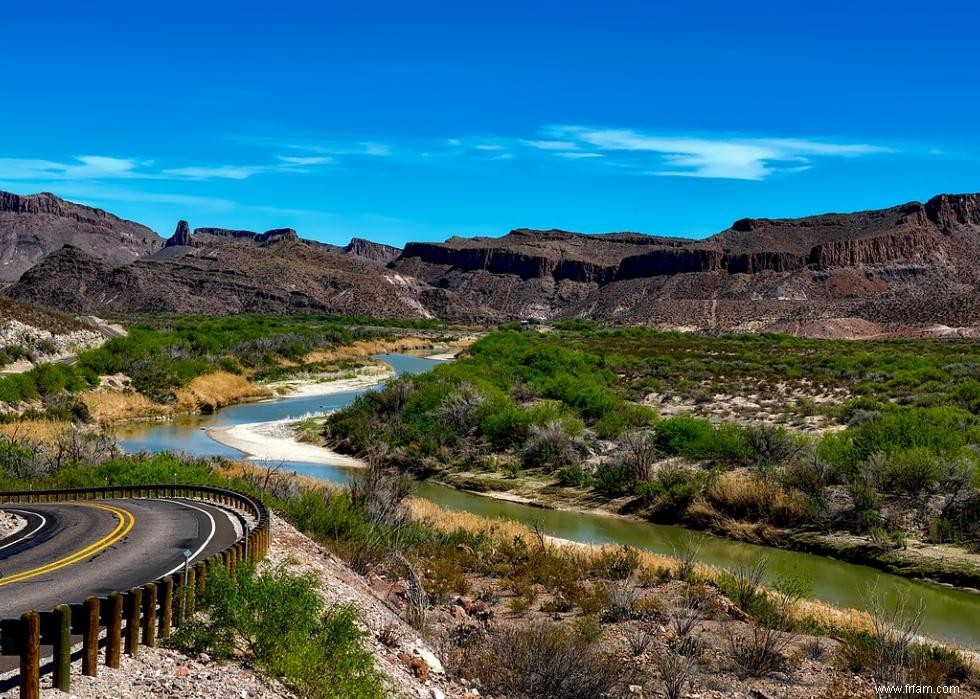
<box><xmin>0</xmin><ymin>509</ymin><xmax>47</xmax><ymax>552</ymax></box>
<box><xmin>158</xmin><ymin>500</ymin><xmax>217</xmax><ymax>578</ymax></box>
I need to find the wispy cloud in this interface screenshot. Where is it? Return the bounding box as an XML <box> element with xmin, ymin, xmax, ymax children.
<box><xmin>161</xmin><ymin>165</ymin><xmax>270</xmax><ymax>180</ymax></box>
<box><xmin>0</xmin><ymin>155</ymin><xmax>150</xmax><ymax>181</ymax></box>
<box><xmin>0</xmin><ymin>152</ymin><xmax>337</xmax><ymax>184</ymax></box>
<box><xmin>540</xmin><ymin>126</ymin><xmax>893</xmax><ymax>180</ymax></box>
<box><xmin>277</xmin><ymin>155</ymin><xmax>335</xmax><ymax>166</ymax></box>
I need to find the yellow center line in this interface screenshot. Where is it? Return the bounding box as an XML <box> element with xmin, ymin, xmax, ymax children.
<box><xmin>0</xmin><ymin>502</ymin><xmax>135</xmax><ymax>587</ymax></box>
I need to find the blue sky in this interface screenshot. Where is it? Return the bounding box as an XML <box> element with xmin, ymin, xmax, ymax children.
<box><xmin>1</xmin><ymin>1</ymin><xmax>978</xmax><ymax>246</ymax></box>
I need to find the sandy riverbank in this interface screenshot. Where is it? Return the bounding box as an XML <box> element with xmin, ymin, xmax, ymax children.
<box><xmin>264</xmin><ymin>365</ymin><xmax>394</xmax><ymax>399</ymax></box>
<box><xmin>207</xmin><ymin>418</ymin><xmax>365</xmax><ymax>468</ymax></box>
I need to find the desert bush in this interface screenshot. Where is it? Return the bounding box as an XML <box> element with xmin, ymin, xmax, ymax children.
<box><xmin>422</xmin><ymin>556</ymin><xmax>471</xmax><ymax>602</ymax></box>
<box><xmin>601</xmin><ymin>581</ymin><xmax>641</xmax><ymax>622</ymax></box>
<box><xmin>862</xmin><ymin>448</ymin><xmax>947</xmax><ymax>497</ymax></box>
<box><xmin>746</xmin><ymin>423</ymin><xmax>803</xmax><ymax>472</ymax></box>
<box><xmin>434</xmin><ymin>383</ymin><xmax>486</xmax><ymax>435</ymax></box>
<box><xmin>523</xmin><ymin>420</ymin><xmax>582</xmax><ymax>471</ymax></box>
<box><xmin>635</xmin><ymin>463</ymin><xmax>710</xmax><ymax>516</ymax></box>
<box><xmin>674</xmin><ymin>533</ymin><xmax>704</xmax><ymax>582</ymax></box>
<box><xmin>841</xmin><ymin>584</ymin><xmax>926</xmax><ymax>682</ymax></box>
<box><xmin>782</xmin><ymin>451</ymin><xmax>838</xmax><ymax>499</ymax></box>
<box><xmin>726</xmin><ymin>621</ymin><xmax>793</xmax><ymax>678</ymax></box>
<box><xmin>557</xmin><ymin>464</ymin><xmax>589</xmax><ymax>487</ymax></box>
<box><xmin>719</xmin><ymin>556</ymin><xmax>768</xmax><ymax>614</ymax></box>
<box><xmin>593</xmin><ymin>461</ymin><xmax>630</xmax><ymax>495</ymax></box>
<box><xmin>465</xmin><ymin>621</ymin><xmax>632</xmax><ymax>699</ymax></box>
<box><xmin>618</xmin><ymin>429</ymin><xmax>658</xmax><ymax>487</ymax></box>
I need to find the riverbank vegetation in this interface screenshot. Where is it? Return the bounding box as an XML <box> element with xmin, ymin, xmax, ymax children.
<box><xmin>325</xmin><ymin>328</ymin><xmax>980</xmax><ymax>587</ymax></box>
<box><xmin>2</xmin><ymin>441</ymin><xmax>974</xmax><ymax>697</ymax></box>
<box><xmin>0</xmin><ymin>313</ymin><xmax>464</xmax><ymax>422</ymax></box>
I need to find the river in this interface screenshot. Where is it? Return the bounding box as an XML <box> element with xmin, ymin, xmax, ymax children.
<box><xmin>116</xmin><ymin>354</ymin><xmax>980</xmax><ymax>647</ymax></box>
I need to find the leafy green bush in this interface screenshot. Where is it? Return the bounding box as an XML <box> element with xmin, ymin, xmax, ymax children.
<box><xmin>635</xmin><ymin>464</ymin><xmax>710</xmax><ymax>516</ymax></box>
<box><xmin>557</xmin><ymin>464</ymin><xmax>589</xmax><ymax>487</ymax></box>
<box><xmin>172</xmin><ymin>563</ymin><xmax>384</xmax><ymax>699</ymax></box>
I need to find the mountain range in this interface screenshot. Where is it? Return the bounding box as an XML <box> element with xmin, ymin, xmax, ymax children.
<box><xmin>3</xmin><ymin>189</ymin><xmax>980</xmax><ymax>338</ymax></box>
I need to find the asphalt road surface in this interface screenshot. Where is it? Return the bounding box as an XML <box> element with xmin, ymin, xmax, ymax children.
<box><xmin>0</xmin><ymin>498</ymin><xmax>241</xmax><ymax>618</ymax></box>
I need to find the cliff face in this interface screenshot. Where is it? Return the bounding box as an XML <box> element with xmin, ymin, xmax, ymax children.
<box><xmin>389</xmin><ymin>193</ymin><xmax>980</xmax><ymax>331</ymax></box>
<box><xmin>164</xmin><ymin>223</ymin><xmax>300</xmax><ymax>248</ymax></box>
<box><xmin>343</xmin><ymin>238</ymin><xmax>402</xmax><ymax>265</ymax></box>
<box><xmin>806</xmin><ymin>230</ymin><xmax>941</xmax><ymax>268</ymax></box>
<box><xmin>0</xmin><ymin>190</ymin><xmax>163</xmax><ymax>281</ymax></box>
<box><xmin>924</xmin><ymin>193</ymin><xmax>980</xmax><ymax>230</ymax></box>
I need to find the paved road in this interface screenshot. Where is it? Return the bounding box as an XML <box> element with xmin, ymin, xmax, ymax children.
<box><xmin>0</xmin><ymin>498</ymin><xmax>241</xmax><ymax>619</ymax></box>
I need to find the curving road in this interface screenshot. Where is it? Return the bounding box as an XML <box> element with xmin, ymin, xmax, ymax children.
<box><xmin>0</xmin><ymin>498</ymin><xmax>241</xmax><ymax>619</ymax></box>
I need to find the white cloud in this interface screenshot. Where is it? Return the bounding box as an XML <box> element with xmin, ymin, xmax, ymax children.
<box><xmin>474</xmin><ymin>144</ymin><xmax>505</xmax><ymax>151</ymax></box>
<box><xmin>0</xmin><ymin>155</ymin><xmax>149</xmax><ymax>180</ymax></box>
<box><xmin>557</xmin><ymin>152</ymin><xmax>604</xmax><ymax>159</ymax></box>
<box><xmin>161</xmin><ymin>165</ymin><xmax>269</xmax><ymax>180</ymax></box>
<box><xmin>540</xmin><ymin>126</ymin><xmax>893</xmax><ymax>180</ymax></box>
<box><xmin>277</xmin><ymin>155</ymin><xmax>334</xmax><ymax>166</ymax></box>
<box><xmin>521</xmin><ymin>139</ymin><xmax>580</xmax><ymax>151</ymax></box>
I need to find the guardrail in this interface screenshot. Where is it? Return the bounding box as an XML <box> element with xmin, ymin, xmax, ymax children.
<box><xmin>0</xmin><ymin>484</ymin><xmax>270</xmax><ymax>698</ymax></box>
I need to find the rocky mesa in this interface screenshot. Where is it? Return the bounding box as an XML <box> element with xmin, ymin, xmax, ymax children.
<box><xmin>5</xmin><ymin>189</ymin><xmax>980</xmax><ymax>336</ymax></box>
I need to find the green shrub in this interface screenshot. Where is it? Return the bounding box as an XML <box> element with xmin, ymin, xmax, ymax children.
<box><xmin>172</xmin><ymin>563</ymin><xmax>384</xmax><ymax>699</ymax></box>
<box><xmin>557</xmin><ymin>464</ymin><xmax>589</xmax><ymax>487</ymax></box>
<box><xmin>635</xmin><ymin>464</ymin><xmax>709</xmax><ymax>516</ymax></box>
<box><xmin>594</xmin><ymin>463</ymin><xmax>629</xmax><ymax>495</ymax></box>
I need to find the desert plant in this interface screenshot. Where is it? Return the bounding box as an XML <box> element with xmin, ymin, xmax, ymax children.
<box><xmin>619</xmin><ymin>429</ymin><xmax>658</xmax><ymax>487</ymax></box>
<box><xmin>656</xmin><ymin>651</ymin><xmax>697</xmax><ymax>699</ymax></box>
<box><xmin>674</xmin><ymin>533</ymin><xmax>705</xmax><ymax>582</ymax></box>
<box><xmin>466</xmin><ymin>621</ymin><xmax>632</xmax><ymax>699</ymax></box>
<box><xmin>602</xmin><ymin>581</ymin><xmax>641</xmax><ymax>622</ymax></box>
<box><xmin>746</xmin><ymin>423</ymin><xmax>804</xmax><ymax>473</ymax></box>
<box><xmin>523</xmin><ymin>420</ymin><xmax>581</xmax><ymax>471</ymax></box>
<box><xmin>623</xmin><ymin>625</ymin><xmax>654</xmax><ymax>656</ymax></box>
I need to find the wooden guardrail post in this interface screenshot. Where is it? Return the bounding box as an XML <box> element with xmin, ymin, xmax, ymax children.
<box><xmin>20</xmin><ymin>611</ymin><xmax>40</xmax><ymax>699</ymax></box>
<box><xmin>160</xmin><ymin>577</ymin><xmax>173</xmax><ymax>638</ymax></box>
<box><xmin>142</xmin><ymin>583</ymin><xmax>157</xmax><ymax>647</ymax></box>
<box><xmin>125</xmin><ymin>587</ymin><xmax>141</xmax><ymax>657</ymax></box>
<box><xmin>106</xmin><ymin>592</ymin><xmax>122</xmax><ymax>668</ymax></box>
<box><xmin>83</xmin><ymin>597</ymin><xmax>100</xmax><ymax>677</ymax></box>
<box><xmin>186</xmin><ymin>566</ymin><xmax>197</xmax><ymax>618</ymax></box>
<box><xmin>172</xmin><ymin>574</ymin><xmax>184</xmax><ymax>629</ymax></box>
<box><xmin>53</xmin><ymin>604</ymin><xmax>72</xmax><ymax>692</ymax></box>
<box><xmin>195</xmin><ymin>561</ymin><xmax>207</xmax><ymax>597</ymax></box>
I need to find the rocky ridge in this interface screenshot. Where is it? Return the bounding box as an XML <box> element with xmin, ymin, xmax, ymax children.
<box><xmin>0</xmin><ymin>191</ymin><xmax>163</xmax><ymax>281</ymax></box>
<box><xmin>5</xmin><ymin>190</ymin><xmax>980</xmax><ymax>337</ymax></box>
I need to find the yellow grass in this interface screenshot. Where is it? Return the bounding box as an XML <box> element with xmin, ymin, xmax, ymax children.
<box><xmin>0</xmin><ymin>420</ymin><xmax>72</xmax><ymax>446</ymax></box>
<box><xmin>175</xmin><ymin>371</ymin><xmax>269</xmax><ymax>413</ymax></box>
<box><xmin>81</xmin><ymin>390</ymin><xmax>172</xmax><ymax>424</ymax></box>
<box><xmin>302</xmin><ymin>336</ymin><xmax>436</xmax><ymax>364</ymax></box>
<box><xmin>707</xmin><ymin>469</ymin><xmax>808</xmax><ymax>522</ymax></box>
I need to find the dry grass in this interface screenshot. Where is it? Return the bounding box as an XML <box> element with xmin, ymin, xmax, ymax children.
<box><xmin>302</xmin><ymin>337</ymin><xmax>435</xmax><ymax>364</ymax></box>
<box><xmin>0</xmin><ymin>419</ymin><xmax>72</xmax><ymax>446</ymax></box>
<box><xmin>81</xmin><ymin>390</ymin><xmax>172</xmax><ymax>424</ymax></box>
<box><xmin>174</xmin><ymin>372</ymin><xmax>269</xmax><ymax>413</ymax></box>
<box><xmin>706</xmin><ymin>470</ymin><xmax>809</xmax><ymax>525</ymax></box>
